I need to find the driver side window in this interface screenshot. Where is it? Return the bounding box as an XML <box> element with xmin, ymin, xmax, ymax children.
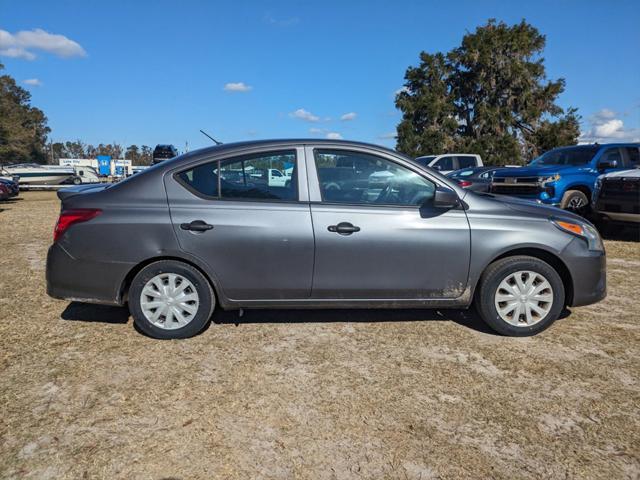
<box><xmin>314</xmin><ymin>149</ymin><xmax>435</xmax><ymax>206</ymax></box>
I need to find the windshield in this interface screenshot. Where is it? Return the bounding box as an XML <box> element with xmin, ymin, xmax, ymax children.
<box><xmin>529</xmin><ymin>146</ymin><xmax>599</xmax><ymax>167</ymax></box>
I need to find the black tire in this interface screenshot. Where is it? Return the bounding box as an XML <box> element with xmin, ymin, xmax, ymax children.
<box><xmin>72</xmin><ymin>176</ymin><xmax>82</xmax><ymax>185</ymax></box>
<box><xmin>128</xmin><ymin>260</ymin><xmax>215</xmax><ymax>339</ymax></box>
<box><xmin>475</xmin><ymin>255</ymin><xmax>565</xmax><ymax>337</ymax></box>
<box><xmin>560</xmin><ymin>189</ymin><xmax>589</xmax><ymax>214</ymax></box>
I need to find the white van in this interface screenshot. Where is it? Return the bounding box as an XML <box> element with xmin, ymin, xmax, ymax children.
<box><xmin>71</xmin><ymin>166</ymin><xmax>102</xmax><ymax>184</ymax></box>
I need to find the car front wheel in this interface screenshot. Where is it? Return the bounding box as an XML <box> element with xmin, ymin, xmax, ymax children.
<box><xmin>476</xmin><ymin>256</ymin><xmax>565</xmax><ymax>336</ymax></box>
<box><xmin>128</xmin><ymin>260</ymin><xmax>215</xmax><ymax>339</ymax></box>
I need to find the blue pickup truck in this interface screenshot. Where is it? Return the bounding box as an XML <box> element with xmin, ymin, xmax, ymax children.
<box><xmin>491</xmin><ymin>143</ymin><xmax>640</xmax><ymax>212</ymax></box>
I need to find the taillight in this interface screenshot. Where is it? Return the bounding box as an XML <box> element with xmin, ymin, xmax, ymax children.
<box><xmin>457</xmin><ymin>180</ymin><xmax>473</xmax><ymax>188</ymax></box>
<box><xmin>53</xmin><ymin>208</ymin><xmax>102</xmax><ymax>242</ymax></box>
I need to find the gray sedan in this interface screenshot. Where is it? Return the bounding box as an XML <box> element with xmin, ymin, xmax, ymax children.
<box><xmin>47</xmin><ymin>139</ymin><xmax>606</xmax><ymax>339</ymax></box>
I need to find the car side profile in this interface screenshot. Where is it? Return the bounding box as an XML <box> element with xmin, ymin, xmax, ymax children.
<box><xmin>46</xmin><ymin>139</ymin><xmax>606</xmax><ymax>339</ymax></box>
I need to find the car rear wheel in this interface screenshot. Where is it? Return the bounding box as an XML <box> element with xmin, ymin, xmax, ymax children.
<box><xmin>128</xmin><ymin>260</ymin><xmax>215</xmax><ymax>339</ymax></box>
<box><xmin>476</xmin><ymin>256</ymin><xmax>565</xmax><ymax>336</ymax></box>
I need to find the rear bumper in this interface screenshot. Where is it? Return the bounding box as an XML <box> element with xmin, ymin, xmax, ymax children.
<box><xmin>562</xmin><ymin>237</ymin><xmax>606</xmax><ymax>307</ymax></box>
<box><xmin>46</xmin><ymin>243</ymin><xmax>133</xmax><ymax>305</ymax></box>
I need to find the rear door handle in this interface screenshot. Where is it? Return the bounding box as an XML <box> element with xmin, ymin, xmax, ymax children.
<box><xmin>180</xmin><ymin>220</ymin><xmax>214</xmax><ymax>232</ymax></box>
<box><xmin>328</xmin><ymin>222</ymin><xmax>360</xmax><ymax>235</ymax></box>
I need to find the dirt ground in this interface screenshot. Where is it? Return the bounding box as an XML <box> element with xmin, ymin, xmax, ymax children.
<box><xmin>0</xmin><ymin>191</ymin><xmax>639</xmax><ymax>480</ymax></box>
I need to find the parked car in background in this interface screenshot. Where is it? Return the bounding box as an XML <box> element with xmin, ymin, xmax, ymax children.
<box><xmin>592</xmin><ymin>168</ymin><xmax>640</xmax><ymax>232</ymax></box>
<box><xmin>415</xmin><ymin>154</ymin><xmax>483</xmax><ymax>174</ymax></box>
<box><xmin>446</xmin><ymin>166</ymin><xmax>507</xmax><ymax>192</ymax></box>
<box><xmin>491</xmin><ymin>143</ymin><xmax>640</xmax><ymax>213</ymax></box>
<box><xmin>0</xmin><ymin>178</ymin><xmax>19</xmax><ymax>198</ymax></box>
<box><xmin>0</xmin><ymin>182</ymin><xmax>9</xmax><ymax>201</ymax></box>
<box><xmin>152</xmin><ymin>144</ymin><xmax>179</xmax><ymax>165</ymax></box>
<box><xmin>47</xmin><ymin>139</ymin><xmax>606</xmax><ymax>340</ymax></box>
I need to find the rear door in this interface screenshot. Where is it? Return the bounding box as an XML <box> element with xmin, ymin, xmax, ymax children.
<box><xmin>164</xmin><ymin>147</ymin><xmax>314</xmax><ymax>301</ymax></box>
<box><xmin>307</xmin><ymin>146</ymin><xmax>471</xmax><ymax>300</ymax></box>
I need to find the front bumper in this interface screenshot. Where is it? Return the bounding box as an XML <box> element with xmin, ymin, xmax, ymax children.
<box><xmin>46</xmin><ymin>242</ymin><xmax>133</xmax><ymax>305</ymax></box>
<box><xmin>561</xmin><ymin>237</ymin><xmax>606</xmax><ymax>307</ymax></box>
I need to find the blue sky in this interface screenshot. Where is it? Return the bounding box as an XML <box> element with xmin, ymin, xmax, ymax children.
<box><xmin>2</xmin><ymin>0</ymin><xmax>639</xmax><ymax>152</ymax></box>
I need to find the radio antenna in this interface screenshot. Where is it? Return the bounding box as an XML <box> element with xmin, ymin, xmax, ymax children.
<box><xmin>199</xmin><ymin>129</ymin><xmax>222</xmax><ymax>145</ymax></box>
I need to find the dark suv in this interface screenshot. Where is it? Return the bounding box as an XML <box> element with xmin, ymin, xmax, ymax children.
<box><xmin>152</xmin><ymin>144</ymin><xmax>178</xmax><ymax>165</ymax></box>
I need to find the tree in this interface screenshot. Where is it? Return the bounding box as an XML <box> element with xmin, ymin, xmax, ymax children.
<box><xmin>395</xmin><ymin>20</ymin><xmax>580</xmax><ymax>164</ymax></box>
<box><xmin>0</xmin><ymin>63</ymin><xmax>50</xmax><ymax>164</ymax></box>
<box><xmin>125</xmin><ymin>144</ymin><xmax>141</xmax><ymax>164</ymax></box>
<box><xmin>140</xmin><ymin>145</ymin><xmax>153</xmax><ymax>165</ymax></box>
<box><xmin>64</xmin><ymin>140</ymin><xmax>86</xmax><ymax>158</ymax></box>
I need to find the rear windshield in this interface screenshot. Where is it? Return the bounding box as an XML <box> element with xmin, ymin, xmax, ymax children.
<box><xmin>529</xmin><ymin>146</ymin><xmax>599</xmax><ymax>167</ymax></box>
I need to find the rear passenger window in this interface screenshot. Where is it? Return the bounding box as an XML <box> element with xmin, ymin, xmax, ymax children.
<box><xmin>626</xmin><ymin>147</ymin><xmax>640</xmax><ymax>167</ymax></box>
<box><xmin>457</xmin><ymin>156</ymin><xmax>476</xmax><ymax>169</ymax></box>
<box><xmin>176</xmin><ymin>150</ymin><xmax>297</xmax><ymax>201</ymax></box>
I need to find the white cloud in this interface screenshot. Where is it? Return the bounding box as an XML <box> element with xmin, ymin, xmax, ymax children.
<box><xmin>290</xmin><ymin>108</ymin><xmax>320</xmax><ymax>122</ymax></box>
<box><xmin>326</xmin><ymin>132</ymin><xmax>343</xmax><ymax>140</ymax></box>
<box><xmin>340</xmin><ymin>112</ymin><xmax>357</xmax><ymax>121</ymax></box>
<box><xmin>263</xmin><ymin>13</ymin><xmax>300</xmax><ymax>26</ymax></box>
<box><xmin>309</xmin><ymin>127</ymin><xmax>325</xmax><ymax>134</ymax></box>
<box><xmin>0</xmin><ymin>28</ymin><xmax>86</xmax><ymax>60</ymax></box>
<box><xmin>378</xmin><ymin>132</ymin><xmax>396</xmax><ymax>140</ymax></box>
<box><xmin>580</xmin><ymin>108</ymin><xmax>640</xmax><ymax>143</ymax></box>
<box><xmin>23</xmin><ymin>78</ymin><xmax>42</xmax><ymax>86</ymax></box>
<box><xmin>223</xmin><ymin>82</ymin><xmax>252</xmax><ymax>92</ymax></box>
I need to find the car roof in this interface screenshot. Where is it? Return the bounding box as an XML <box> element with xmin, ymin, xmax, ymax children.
<box><xmin>177</xmin><ymin>138</ymin><xmax>405</xmax><ymax>161</ymax></box>
<box><xmin>554</xmin><ymin>143</ymin><xmax>640</xmax><ymax>150</ymax></box>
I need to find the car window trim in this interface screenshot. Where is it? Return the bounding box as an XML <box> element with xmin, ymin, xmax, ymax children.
<box><xmin>172</xmin><ymin>148</ymin><xmax>305</xmax><ymax>204</ymax></box>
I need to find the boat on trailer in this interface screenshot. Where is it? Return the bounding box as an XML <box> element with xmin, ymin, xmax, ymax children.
<box><xmin>3</xmin><ymin>163</ymin><xmax>75</xmax><ymax>185</ymax></box>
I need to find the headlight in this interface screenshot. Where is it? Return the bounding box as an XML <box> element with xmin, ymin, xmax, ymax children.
<box><xmin>539</xmin><ymin>174</ymin><xmax>561</xmax><ymax>184</ymax></box>
<box><xmin>551</xmin><ymin>219</ymin><xmax>604</xmax><ymax>252</ymax></box>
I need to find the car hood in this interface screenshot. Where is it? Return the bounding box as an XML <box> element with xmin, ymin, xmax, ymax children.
<box><xmin>492</xmin><ymin>164</ymin><xmax>590</xmax><ymax>178</ymax></box>
<box><xmin>474</xmin><ymin>192</ymin><xmax>585</xmax><ymax>222</ymax></box>
<box><xmin>599</xmin><ymin>168</ymin><xmax>640</xmax><ymax>179</ymax></box>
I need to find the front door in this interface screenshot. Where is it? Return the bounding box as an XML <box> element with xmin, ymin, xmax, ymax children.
<box><xmin>307</xmin><ymin>147</ymin><xmax>471</xmax><ymax>300</ymax></box>
<box><xmin>165</xmin><ymin>148</ymin><xmax>314</xmax><ymax>301</ymax></box>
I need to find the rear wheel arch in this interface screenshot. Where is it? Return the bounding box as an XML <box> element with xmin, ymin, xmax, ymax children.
<box><xmin>118</xmin><ymin>255</ymin><xmax>225</xmax><ymax>307</ymax></box>
<box><xmin>474</xmin><ymin>247</ymin><xmax>574</xmax><ymax>307</ymax></box>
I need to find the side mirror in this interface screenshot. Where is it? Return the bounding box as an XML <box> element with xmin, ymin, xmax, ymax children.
<box><xmin>431</xmin><ymin>186</ymin><xmax>459</xmax><ymax>209</ymax></box>
<box><xmin>598</xmin><ymin>159</ymin><xmax>618</xmax><ymax>170</ymax></box>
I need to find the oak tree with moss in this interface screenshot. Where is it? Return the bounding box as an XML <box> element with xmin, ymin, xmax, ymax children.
<box><xmin>395</xmin><ymin>20</ymin><xmax>580</xmax><ymax>164</ymax></box>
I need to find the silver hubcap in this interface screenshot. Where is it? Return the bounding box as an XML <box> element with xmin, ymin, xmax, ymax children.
<box><xmin>140</xmin><ymin>273</ymin><xmax>200</xmax><ymax>330</ymax></box>
<box><xmin>494</xmin><ymin>271</ymin><xmax>553</xmax><ymax>327</ymax></box>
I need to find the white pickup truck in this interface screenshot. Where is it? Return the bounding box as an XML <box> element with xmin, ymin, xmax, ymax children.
<box><xmin>415</xmin><ymin>154</ymin><xmax>483</xmax><ymax>175</ymax></box>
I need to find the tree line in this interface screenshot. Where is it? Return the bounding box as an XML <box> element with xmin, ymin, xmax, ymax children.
<box><xmin>2</xmin><ymin>19</ymin><xmax>580</xmax><ymax>167</ymax></box>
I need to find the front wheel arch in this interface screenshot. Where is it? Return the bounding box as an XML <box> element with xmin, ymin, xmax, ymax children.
<box><xmin>473</xmin><ymin>247</ymin><xmax>574</xmax><ymax>307</ymax></box>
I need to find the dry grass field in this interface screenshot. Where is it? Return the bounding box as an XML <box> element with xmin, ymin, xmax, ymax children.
<box><xmin>0</xmin><ymin>191</ymin><xmax>639</xmax><ymax>480</ymax></box>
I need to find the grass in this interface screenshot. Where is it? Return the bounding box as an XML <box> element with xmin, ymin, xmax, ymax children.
<box><xmin>0</xmin><ymin>191</ymin><xmax>639</xmax><ymax>479</ymax></box>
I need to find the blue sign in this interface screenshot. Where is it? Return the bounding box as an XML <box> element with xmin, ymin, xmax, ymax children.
<box><xmin>97</xmin><ymin>155</ymin><xmax>111</xmax><ymax>175</ymax></box>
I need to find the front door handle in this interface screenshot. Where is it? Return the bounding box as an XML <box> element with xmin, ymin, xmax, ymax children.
<box><xmin>180</xmin><ymin>220</ymin><xmax>214</xmax><ymax>232</ymax></box>
<box><xmin>328</xmin><ymin>222</ymin><xmax>360</xmax><ymax>235</ymax></box>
